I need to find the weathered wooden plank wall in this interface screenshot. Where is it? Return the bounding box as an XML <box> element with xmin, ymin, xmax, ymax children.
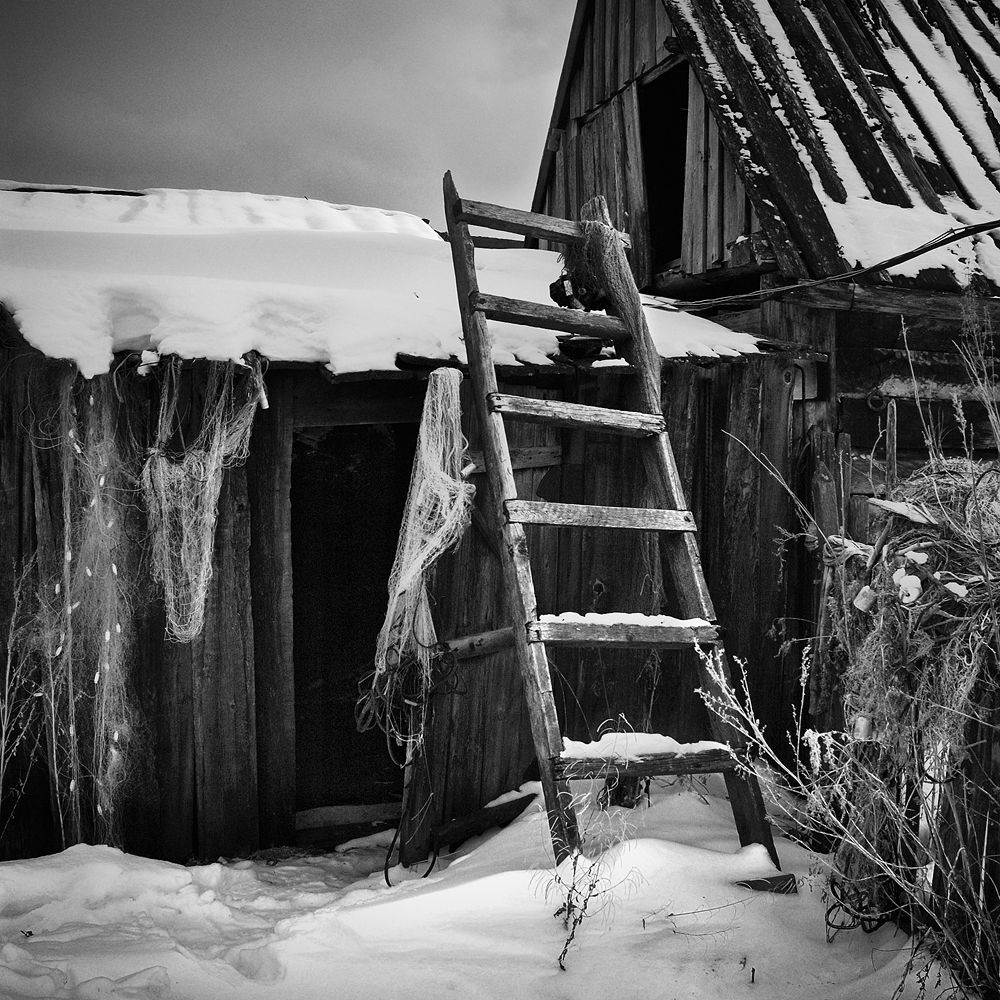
<box><xmin>0</xmin><ymin>333</ymin><xmax>62</xmax><ymax>859</ymax></box>
<box><xmin>246</xmin><ymin>371</ymin><xmax>296</xmax><ymax>849</ymax></box>
<box><xmin>400</xmin><ymin>356</ymin><xmax>800</xmax><ymax>862</ymax></box>
<box><xmin>398</xmin><ymin>380</ymin><xmax>555</xmax><ymax>864</ymax></box>
<box><xmin>540</xmin><ymin>1</ymin><xmax>754</xmax><ymax>284</ymax></box>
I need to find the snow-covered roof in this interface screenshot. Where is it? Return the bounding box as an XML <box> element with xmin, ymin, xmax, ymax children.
<box><xmin>666</xmin><ymin>0</ymin><xmax>1000</xmax><ymax>287</ymax></box>
<box><xmin>0</xmin><ymin>183</ymin><xmax>759</xmax><ymax>379</ymax></box>
<box><xmin>539</xmin><ymin>0</ymin><xmax>1000</xmax><ymax>289</ymax></box>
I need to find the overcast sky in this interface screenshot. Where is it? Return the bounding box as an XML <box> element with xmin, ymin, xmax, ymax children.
<box><xmin>2</xmin><ymin>1</ymin><xmax>574</xmax><ymax>228</ymax></box>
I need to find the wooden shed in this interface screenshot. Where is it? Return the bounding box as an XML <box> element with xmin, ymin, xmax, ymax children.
<box><xmin>530</xmin><ymin>0</ymin><xmax>1000</xmax><ymax>731</ymax></box>
<box><xmin>0</xmin><ymin>182</ymin><xmax>770</xmax><ymax>864</ymax></box>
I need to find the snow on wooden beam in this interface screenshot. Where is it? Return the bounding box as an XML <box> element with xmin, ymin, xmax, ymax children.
<box><xmin>767</xmin><ymin>0</ymin><xmax>912</xmax><ymax>208</ymax></box>
<box><xmin>725</xmin><ymin>0</ymin><xmax>848</xmax><ymax>203</ymax></box>
<box><xmin>810</xmin><ymin>0</ymin><xmax>947</xmax><ymax>209</ymax></box>
<box><xmin>663</xmin><ymin>0</ymin><xmax>846</xmax><ymax>277</ymax></box>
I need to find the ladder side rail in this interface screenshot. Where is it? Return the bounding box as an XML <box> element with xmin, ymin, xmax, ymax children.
<box><xmin>443</xmin><ymin>172</ymin><xmax>579</xmax><ymax>861</ymax></box>
<box><xmin>577</xmin><ymin>201</ymin><xmax>779</xmax><ymax>865</ymax></box>
<box><xmin>578</xmin><ymin>199</ymin><xmax>716</xmax><ymax>621</ymax></box>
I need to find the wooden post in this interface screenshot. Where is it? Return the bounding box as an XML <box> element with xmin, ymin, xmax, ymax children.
<box><xmin>247</xmin><ymin>371</ymin><xmax>297</xmax><ymax>848</ymax></box>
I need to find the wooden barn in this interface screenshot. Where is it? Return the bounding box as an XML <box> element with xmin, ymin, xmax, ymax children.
<box><xmin>4</xmin><ymin>1</ymin><xmax>1000</xmax><ymax>876</ymax></box>
<box><xmin>530</xmin><ymin>0</ymin><xmax>1000</xmax><ymax>722</ymax></box>
<box><xmin>0</xmin><ymin>182</ymin><xmax>770</xmax><ymax>864</ymax></box>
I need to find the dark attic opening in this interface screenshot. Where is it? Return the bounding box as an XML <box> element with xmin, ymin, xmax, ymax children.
<box><xmin>290</xmin><ymin>422</ymin><xmax>418</xmax><ymax>846</ymax></box>
<box><xmin>638</xmin><ymin>61</ymin><xmax>689</xmax><ymax>276</ymax></box>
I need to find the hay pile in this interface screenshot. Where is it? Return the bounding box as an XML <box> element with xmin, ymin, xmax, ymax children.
<box><xmin>819</xmin><ymin>456</ymin><xmax>1000</xmax><ymax>994</ymax></box>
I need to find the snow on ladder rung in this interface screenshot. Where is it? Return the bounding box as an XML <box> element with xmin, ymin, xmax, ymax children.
<box><xmin>489</xmin><ymin>393</ymin><xmax>662</xmax><ymax>436</ymax></box>
<box><xmin>553</xmin><ymin>747</ymin><xmax>742</xmax><ymax>781</ymax></box>
<box><xmin>527</xmin><ymin>613</ymin><xmax>719</xmax><ymax>648</ymax></box>
<box><xmin>507</xmin><ymin>500</ymin><xmax>694</xmax><ymax>531</ymax></box>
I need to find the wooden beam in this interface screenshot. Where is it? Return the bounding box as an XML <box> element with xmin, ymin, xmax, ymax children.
<box><xmin>663</xmin><ymin>0</ymin><xmax>847</xmax><ymax>277</ymax></box>
<box><xmin>838</xmin><ymin>346</ymin><xmax>1000</xmax><ymax>401</ymax></box>
<box><xmin>247</xmin><ymin>370</ymin><xmax>296</xmax><ymax>848</ymax></box>
<box><xmin>528</xmin><ymin>620</ymin><xmax>719</xmax><ymax>647</ymax></box>
<box><xmin>467</xmin><ymin>445</ymin><xmax>562</xmax><ymax>474</ymax></box>
<box><xmin>489</xmin><ymin>392</ymin><xmax>664</xmax><ymax>436</ymax></box>
<box><xmin>724</xmin><ymin>0</ymin><xmax>850</xmax><ymax>203</ymax></box>
<box><xmin>779</xmin><ymin>282</ymin><xmax>1000</xmax><ymax>324</ymax></box>
<box><xmin>767</xmin><ymin>0</ymin><xmax>911</xmax><ymax>208</ymax></box>
<box><xmin>506</xmin><ymin>499</ymin><xmax>697</xmax><ymax>531</ymax></box>
<box><xmin>431</xmin><ymin>792</ymin><xmax>537</xmax><ymax>851</ymax></box>
<box><xmin>554</xmin><ymin>746</ymin><xmax>739</xmax><ymax>780</ymax></box>
<box><xmin>439</xmin><ymin>627</ymin><xmax>516</xmax><ymax>662</ymax></box>
<box><xmin>457</xmin><ymin>197</ymin><xmax>630</xmax><ymax>247</ymax></box>
<box><xmin>475</xmin><ymin>292</ymin><xmax>629</xmax><ymax>339</ymax></box>
<box><xmin>807</xmin><ymin>0</ymin><xmax>946</xmax><ymax>209</ymax></box>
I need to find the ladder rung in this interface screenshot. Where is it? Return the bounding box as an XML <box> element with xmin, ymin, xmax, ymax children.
<box><xmin>527</xmin><ymin>619</ymin><xmax>719</xmax><ymax>647</ymax></box>
<box><xmin>489</xmin><ymin>393</ymin><xmax>663</xmax><ymax>437</ymax></box>
<box><xmin>456</xmin><ymin>198</ymin><xmax>630</xmax><ymax>247</ymax></box>
<box><xmin>507</xmin><ymin>500</ymin><xmax>694</xmax><ymax>531</ymax></box>
<box><xmin>474</xmin><ymin>292</ymin><xmax>629</xmax><ymax>341</ymax></box>
<box><xmin>553</xmin><ymin>747</ymin><xmax>741</xmax><ymax>781</ymax></box>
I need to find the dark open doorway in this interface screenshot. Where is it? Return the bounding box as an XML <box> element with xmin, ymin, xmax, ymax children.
<box><xmin>639</xmin><ymin>62</ymin><xmax>689</xmax><ymax>272</ymax></box>
<box><xmin>290</xmin><ymin>423</ymin><xmax>418</xmax><ymax>839</ymax></box>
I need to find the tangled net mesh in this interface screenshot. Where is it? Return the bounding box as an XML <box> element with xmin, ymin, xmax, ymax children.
<box><xmin>357</xmin><ymin>367</ymin><xmax>475</xmax><ymax>755</ymax></box>
<box><xmin>25</xmin><ymin>372</ymin><xmax>137</xmax><ymax>848</ymax></box>
<box><xmin>140</xmin><ymin>357</ymin><xmax>263</xmax><ymax>641</ymax></box>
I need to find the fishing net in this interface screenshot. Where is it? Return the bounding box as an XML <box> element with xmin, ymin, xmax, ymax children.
<box><xmin>28</xmin><ymin>373</ymin><xmax>136</xmax><ymax>847</ymax></box>
<box><xmin>140</xmin><ymin>357</ymin><xmax>263</xmax><ymax>641</ymax></box>
<box><xmin>358</xmin><ymin>366</ymin><xmax>475</xmax><ymax>753</ymax></box>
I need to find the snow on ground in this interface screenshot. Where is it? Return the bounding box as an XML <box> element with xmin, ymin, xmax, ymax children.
<box><xmin>0</xmin><ymin>185</ymin><xmax>759</xmax><ymax>378</ymax></box>
<box><xmin>0</xmin><ymin>779</ymin><xmax>933</xmax><ymax>1000</ymax></box>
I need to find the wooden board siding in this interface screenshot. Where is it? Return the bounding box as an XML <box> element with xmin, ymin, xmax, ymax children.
<box><xmin>538</xmin><ymin>5</ymin><xmax>753</xmax><ymax>285</ymax></box>
<box><xmin>247</xmin><ymin>371</ymin><xmax>296</xmax><ymax>848</ymax></box>
<box><xmin>399</xmin><ymin>355</ymin><xmax>803</xmax><ymax>862</ymax></box>
<box><xmin>398</xmin><ymin>380</ymin><xmax>553</xmax><ymax>865</ymax></box>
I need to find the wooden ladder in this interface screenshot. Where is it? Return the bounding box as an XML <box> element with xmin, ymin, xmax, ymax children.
<box><xmin>443</xmin><ymin>172</ymin><xmax>779</xmax><ymax>869</ymax></box>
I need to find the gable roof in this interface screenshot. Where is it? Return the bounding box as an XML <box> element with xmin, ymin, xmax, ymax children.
<box><xmin>536</xmin><ymin>0</ymin><xmax>1000</xmax><ymax>289</ymax></box>
<box><xmin>0</xmin><ymin>183</ymin><xmax>760</xmax><ymax>378</ymax></box>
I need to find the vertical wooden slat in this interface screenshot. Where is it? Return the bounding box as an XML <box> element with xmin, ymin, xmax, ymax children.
<box><xmin>565</xmin><ymin>125</ymin><xmax>579</xmax><ymax>218</ymax></box>
<box><xmin>582</xmin><ymin>15</ymin><xmax>594</xmax><ymax>113</ymax></box>
<box><xmin>552</xmin><ymin>147</ymin><xmax>567</xmax><ymax>220</ymax></box>
<box><xmin>247</xmin><ymin>371</ymin><xmax>296</xmax><ymax>848</ymax></box>
<box><xmin>621</xmin><ymin>82</ymin><xmax>652</xmax><ymax>288</ymax></box>
<box><xmin>605</xmin><ymin>0</ymin><xmax>619</xmax><ymax>98</ymax></box>
<box><xmin>654</xmin><ymin>0</ymin><xmax>673</xmax><ymax>61</ymax></box>
<box><xmin>633</xmin><ymin>0</ymin><xmax>654</xmax><ymax>78</ymax></box>
<box><xmin>191</xmin><ymin>466</ymin><xmax>259</xmax><ymax>859</ymax></box>
<box><xmin>706</xmin><ymin>112</ymin><xmax>723</xmax><ymax>269</ymax></box>
<box><xmin>604</xmin><ymin>100</ymin><xmax>626</xmax><ymax>231</ymax></box>
<box><xmin>722</xmin><ymin>146</ymin><xmax>748</xmax><ymax>261</ymax></box>
<box><xmin>580</xmin><ymin>119</ymin><xmax>598</xmax><ymax>205</ymax></box>
<box><xmin>594</xmin><ymin>0</ymin><xmax>607</xmax><ymax>105</ymax></box>
<box><xmin>682</xmin><ymin>67</ymin><xmax>707</xmax><ymax>274</ymax></box>
<box><xmin>618</xmin><ymin>0</ymin><xmax>634</xmax><ymax>89</ymax></box>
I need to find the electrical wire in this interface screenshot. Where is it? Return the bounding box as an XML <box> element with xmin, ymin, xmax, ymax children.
<box><xmin>668</xmin><ymin>216</ymin><xmax>1000</xmax><ymax>314</ymax></box>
